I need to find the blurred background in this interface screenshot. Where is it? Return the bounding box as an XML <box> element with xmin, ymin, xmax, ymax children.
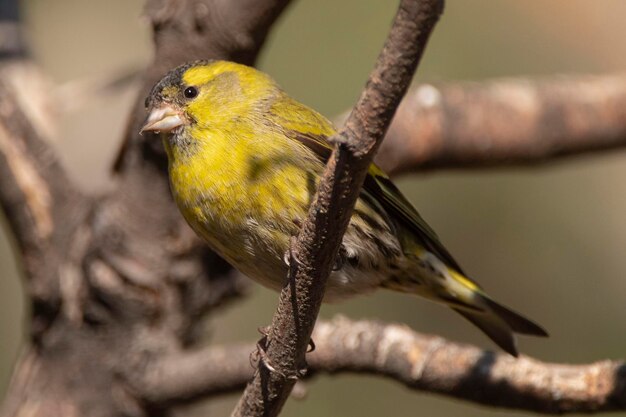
<box><xmin>1</xmin><ymin>0</ymin><xmax>625</xmax><ymax>416</ymax></box>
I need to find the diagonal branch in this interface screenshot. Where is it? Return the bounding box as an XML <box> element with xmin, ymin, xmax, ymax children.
<box><xmin>0</xmin><ymin>80</ymin><xmax>57</xmax><ymax>251</ymax></box>
<box><xmin>0</xmin><ymin>0</ymin><xmax>91</xmax><ymax>316</ymax></box>
<box><xmin>231</xmin><ymin>1</ymin><xmax>445</xmax><ymax>416</ymax></box>
<box><xmin>134</xmin><ymin>317</ymin><xmax>626</xmax><ymax>414</ymax></box>
<box><xmin>374</xmin><ymin>74</ymin><xmax>626</xmax><ymax>175</ymax></box>
<box><xmin>0</xmin><ymin>70</ymin><xmax>88</xmax><ymax>309</ymax></box>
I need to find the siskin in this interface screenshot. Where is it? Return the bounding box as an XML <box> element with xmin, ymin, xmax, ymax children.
<box><xmin>141</xmin><ymin>60</ymin><xmax>547</xmax><ymax>356</ymax></box>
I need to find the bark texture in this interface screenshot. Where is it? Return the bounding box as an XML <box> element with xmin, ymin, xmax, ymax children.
<box><xmin>133</xmin><ymin>317</ymin><xmax>626</xmax><ymax>414</ymax></box>
<box><xmin>232</xmin><ymin>0</ymin><xmax>444</xmax><ymax>415</ymax></box>
<box><xmin>1</xmin><ymin>1</ymin><xmax>291</xmax><ymax>416</ymax></box>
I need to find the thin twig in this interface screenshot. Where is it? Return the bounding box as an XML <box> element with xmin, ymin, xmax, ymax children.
<box><xmin>231</xmin><ymin>1</ymin><xmax>445</xmax><ymax>416</ymax></box>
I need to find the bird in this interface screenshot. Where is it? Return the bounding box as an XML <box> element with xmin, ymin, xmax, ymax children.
<box><xmin>141</xmin><ymin>60</ymin><xmax>548</xmax><ymax>356</ymax></box>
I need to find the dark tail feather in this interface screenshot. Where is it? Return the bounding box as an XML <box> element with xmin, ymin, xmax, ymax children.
<box><xmin>481</xmin><ymin>295</ymin><xmax>549</xmax><ymax>337</ymax></box>
<box><xmin>452</xmin><ymin>293</ymin><xmax>548</xmax><ymax>356</ymax></box>
<box><xmin>453</xmin><ymin>308</ymin><xmax>519</xmax><ymax>357</ymax></box>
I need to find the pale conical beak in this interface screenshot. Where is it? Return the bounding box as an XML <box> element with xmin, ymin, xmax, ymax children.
<box><xmin>140</xmin><ymin>104</ymin><xmax>185</xmax><ymax>134</ymax></box>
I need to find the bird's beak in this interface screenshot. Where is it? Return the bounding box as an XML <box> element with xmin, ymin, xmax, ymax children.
<box><xmin>140</xmin><ymin>104</ymin><xmax>185</xmax><ymax>134</ymax></box>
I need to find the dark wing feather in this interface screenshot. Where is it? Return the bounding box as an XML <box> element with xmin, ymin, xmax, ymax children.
<box><xmin>285</xmin><ymin>124</ymin><xmax>465</xmax><ymax>274</ymax></box>
<box><xmin>362</xmin><ymin>171</ymin><xmax>466</xmax><ymax>274</ymax></box>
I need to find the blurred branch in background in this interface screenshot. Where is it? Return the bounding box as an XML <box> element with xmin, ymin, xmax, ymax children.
<box><xmin>132</xmin><ymin>317</ymin><xmax>626</xmax><ymax>414</ymax></box>
<box><xmin>375</xmin><ymin>74</ymin><xmax>626</xmax><ymax>175</ymax></box>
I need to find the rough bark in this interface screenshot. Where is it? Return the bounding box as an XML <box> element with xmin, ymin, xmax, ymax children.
<box><xmin>0</xmin><ymin>1</ymin><xmax>291</xmax><ymax>417</ymax></box>
<box><xmin>231</xmin><ymin>0</ymin><xmax>444</xmax><ymax>415</ymax></box>
<box><xmin>132</xmin><ymin>317</ymin><xmax>626</xmax><ymax>414</ymax></box>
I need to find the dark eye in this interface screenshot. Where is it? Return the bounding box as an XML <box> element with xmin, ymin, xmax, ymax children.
<box><xmin>183</xmin><ymin>86</ymin><xmax>198</xmax><ymax>99</ymax></box>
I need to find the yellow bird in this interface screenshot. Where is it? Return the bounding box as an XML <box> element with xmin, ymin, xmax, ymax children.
<box><xmin>141</xmin><ymin>60</ymin><xmax>547</xmax><ymax>356</ymax></box>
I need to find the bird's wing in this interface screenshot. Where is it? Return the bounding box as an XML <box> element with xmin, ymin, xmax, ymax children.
<box><xmin>268</xmin><ymin>96</ymin><xmax>465</xmax><ymax>273</ymax></box>
<box><xmin>362</xmin><ymin>168</ymin><xmax>465</xmax><ymax>274</ymax></box>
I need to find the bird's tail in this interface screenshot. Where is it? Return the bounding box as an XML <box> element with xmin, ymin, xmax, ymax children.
<box><xmin>441</xmin><ymin>269</ymin><xmax>548</xmax><ymax>356</ymax></box>
<box><xmin>451</xmin><ymin>294</ymin><xmax>548</xmax><ymax>356</ymax></box>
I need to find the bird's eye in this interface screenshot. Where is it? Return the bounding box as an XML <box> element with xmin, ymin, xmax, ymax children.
<box><xmin>183</xmin><ymin>86</ymin><xmax>199</xmax><ymax>99</ymax></box>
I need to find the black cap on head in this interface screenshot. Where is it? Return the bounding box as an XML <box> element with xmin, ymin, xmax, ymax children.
<box><xmin>145</xmin><ymin>60</ymin><xmax>214</xmax><ymax>109</ymax></box>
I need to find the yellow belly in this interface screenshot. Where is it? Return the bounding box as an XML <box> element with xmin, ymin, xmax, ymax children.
<box><xmin>166</xmin><ymin>132</ymin><xmax>321</xmax><ymax>287</ymax></box>
<box><xmin>163</xmin><ymin>128</ymin><xmax>402</xmax><ymax>299</ymax></box>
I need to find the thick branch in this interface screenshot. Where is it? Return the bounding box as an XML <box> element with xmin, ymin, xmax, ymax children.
<box><xmin>136</xmin><ymin>317</ymin><xmax>626</xmax><ymax>414</ymax></box>
<box><xmin>1</xmin><ymin>1</ymin><xmax>290</xmax><ymax>416</ymax></box>
<box><xmin>231</xmin><ymin>1</ymin><xmax>444</xmax><ymax>416</ymax></box>
<box><xmin>0</xmin><ymin>0</ymin><xmax>90</xmax><ymax>321</ymax></box>
<box><xmin>375</xmin><ymin>74</ymin><xmax>626</xmax><ymax>175</ymax></box>
<box><xmin>0</xmin><ymin>74</ymin><xmax>88</xmax><ymax>313</ymax></box>
<box><xmin>146</xmin><ymin>0</ymin><xmax>291</xmax><ymax>68</ymax></box>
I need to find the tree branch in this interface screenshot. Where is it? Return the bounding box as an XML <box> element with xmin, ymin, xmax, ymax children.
<box><xmin>231</xmin><ymin>1</ymin><xmax>444</xmax><ymax>416</ymax></box>
<box><xmin>0</xmin><ymin>70</ymin><xmax>89</xmax><ymax>318</ymax></box>
<box><xmin>134</xmin><ymin>317</ymin><xmax>626</xmax><ymax>414</ymax></box>
<box><xmin>1</xmin><ymin>1</ymin><xmax>291</xmax><ymax>416</ymax></box>
<box><xmin>374</xmin><ymin>74</ymin><xmax>626</xmax><ymax>175</ymax></box>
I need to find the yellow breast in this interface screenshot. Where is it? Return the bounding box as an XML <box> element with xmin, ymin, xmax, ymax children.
<box><xmin>165</xmin><ymin>124</ymin><xmax>322</xmax><ymax>273</ymax></box>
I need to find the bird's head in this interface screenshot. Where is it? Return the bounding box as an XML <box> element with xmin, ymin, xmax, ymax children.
<box><xmin>141</xmin><ymin>60</ymin><xmax>278</xmax><ymax>135</ymax></box>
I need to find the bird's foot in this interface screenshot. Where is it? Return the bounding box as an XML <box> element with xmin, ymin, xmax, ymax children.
<box><xmin>250</xmin><ymin>326</ymin><xmax>271</xmax><ymax>368</ymax></box>
<box><xmin>333</xmin><ymin>245</ymin><xmax>348</xmax><ymax>271</ymax></box>
<box><xmin>306</xmin><ymin>338</ymin><xmax>316</xmax><ymax>353</ymax></box>
<box><xmin>283</xmin><ymin>236</ymin><xmax>304</xmax><ymax>268</ymax></box>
